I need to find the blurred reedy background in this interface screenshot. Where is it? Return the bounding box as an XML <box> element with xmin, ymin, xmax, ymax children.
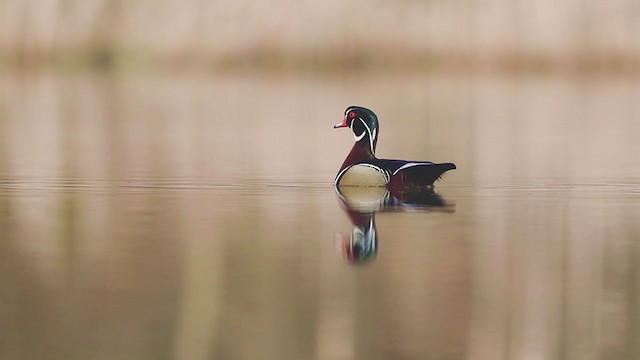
<box><xmin>2</xmin><ymin>0</ymin><xmax>640</xmax><ymax>71</ymax></box>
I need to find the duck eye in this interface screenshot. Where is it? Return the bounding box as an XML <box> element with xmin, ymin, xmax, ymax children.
<box><xmin>348</xmin><ymin>111</ymin><xmax>356</xmax><ymax>119</ymax></box>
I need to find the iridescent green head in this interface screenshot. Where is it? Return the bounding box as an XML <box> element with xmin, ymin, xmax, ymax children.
<box><xmin>334</xmin><ymin>106</ymin><xmax>380</xmax><ymax>153</ymax></box>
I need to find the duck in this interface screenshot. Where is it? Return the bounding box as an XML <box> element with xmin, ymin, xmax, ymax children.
<box><xmin>334</xmin><ymin>106</ymin><xmax>456</xmax><ymax>189</ymax></box>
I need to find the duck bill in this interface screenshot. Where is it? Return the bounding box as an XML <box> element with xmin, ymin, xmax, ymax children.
<box><xmin>334</xmin><ymin>116</ymin><xmax>349</xmax><ymax>129</ymax></box>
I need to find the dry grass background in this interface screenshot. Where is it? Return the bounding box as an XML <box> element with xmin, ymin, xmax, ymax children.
<box><xmin>2</xmin><ymin>0</ymin><xmax>640</xmax><ymax>71</ymax></box>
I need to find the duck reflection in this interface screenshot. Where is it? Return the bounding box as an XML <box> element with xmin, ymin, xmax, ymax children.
<box><xmin>335</xmin><ymin>186</ymin><xmax>453</xmax><ymax>264</ymax></box>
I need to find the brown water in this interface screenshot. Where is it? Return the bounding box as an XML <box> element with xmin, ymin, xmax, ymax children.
<box><xmin>1</xmin><ymin>71</ymin><xmax>639</xmax><ymax>360</ymax></box>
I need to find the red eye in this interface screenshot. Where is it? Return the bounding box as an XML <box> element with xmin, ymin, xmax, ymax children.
<box><xmin>348</xmin><ymin>111</ymin><xmax>356</xmax><ymax>119</ymax></box>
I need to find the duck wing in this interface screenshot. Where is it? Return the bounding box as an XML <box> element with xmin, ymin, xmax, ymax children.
<box><xmin>376</xmin><ymin>159</ymin><xmax>456</xmax><ymax>186</ymax></box>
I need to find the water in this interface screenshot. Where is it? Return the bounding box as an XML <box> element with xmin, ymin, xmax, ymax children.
<box><xmin>1</xmin><ymin>71</ymin><xmax>639</xmax><ymax>360</ymax></box>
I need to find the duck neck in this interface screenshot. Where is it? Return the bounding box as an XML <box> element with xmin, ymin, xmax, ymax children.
<box><xmin>339</xmin><ymin>141</ymin><xmax>376</xmax><ymax>172</ymax></box>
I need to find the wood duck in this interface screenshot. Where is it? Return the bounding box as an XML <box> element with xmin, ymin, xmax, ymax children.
<box><xmin>334</xmin><ymin>106</ymin><xmax>456</xmax><ymax>189</ymax></box>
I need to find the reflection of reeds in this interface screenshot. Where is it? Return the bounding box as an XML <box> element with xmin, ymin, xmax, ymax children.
<box><xmin>2</xmin><ymin>0</ymin><xmax>640</xmax><ymax>72</ymax></box>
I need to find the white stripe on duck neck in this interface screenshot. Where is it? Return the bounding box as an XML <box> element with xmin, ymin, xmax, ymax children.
<box><xmin>352</xmin><ymin>117</ymin><xmax>376</xmax><ymax>154</ymax></box>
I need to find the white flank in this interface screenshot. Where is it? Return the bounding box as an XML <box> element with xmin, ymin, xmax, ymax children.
<box><xmin>392</xmin><ymin>162</ymin><xmax>434</xmax><ymax>175</ymax></box>
<box><xmin>335</xmin><ymin>163</ymin><xmax>390</xmax><ymax>186</ymax></box>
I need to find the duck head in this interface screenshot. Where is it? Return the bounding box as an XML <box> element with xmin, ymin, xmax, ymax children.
<box><xmin>334</xmin><ymin>106</ymin><xmax>379</xmax><ymax>155</ymax></box>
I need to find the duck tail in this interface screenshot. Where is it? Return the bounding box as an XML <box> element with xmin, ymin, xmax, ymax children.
<box><xmin>440</xmin><ymin>163</ymin><xmax>456</xmax><ymax>172</ymax></box>
<box><xmin>435</xmin><ymin>162</ymin><xmax>456</xmax><ymax>182</ymax></box>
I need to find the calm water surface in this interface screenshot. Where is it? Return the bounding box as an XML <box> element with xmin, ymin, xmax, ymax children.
<box><xmin>1</xmin><ymin>72</ymin><xmax>639</xmax><ymax>360</ymax></box>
